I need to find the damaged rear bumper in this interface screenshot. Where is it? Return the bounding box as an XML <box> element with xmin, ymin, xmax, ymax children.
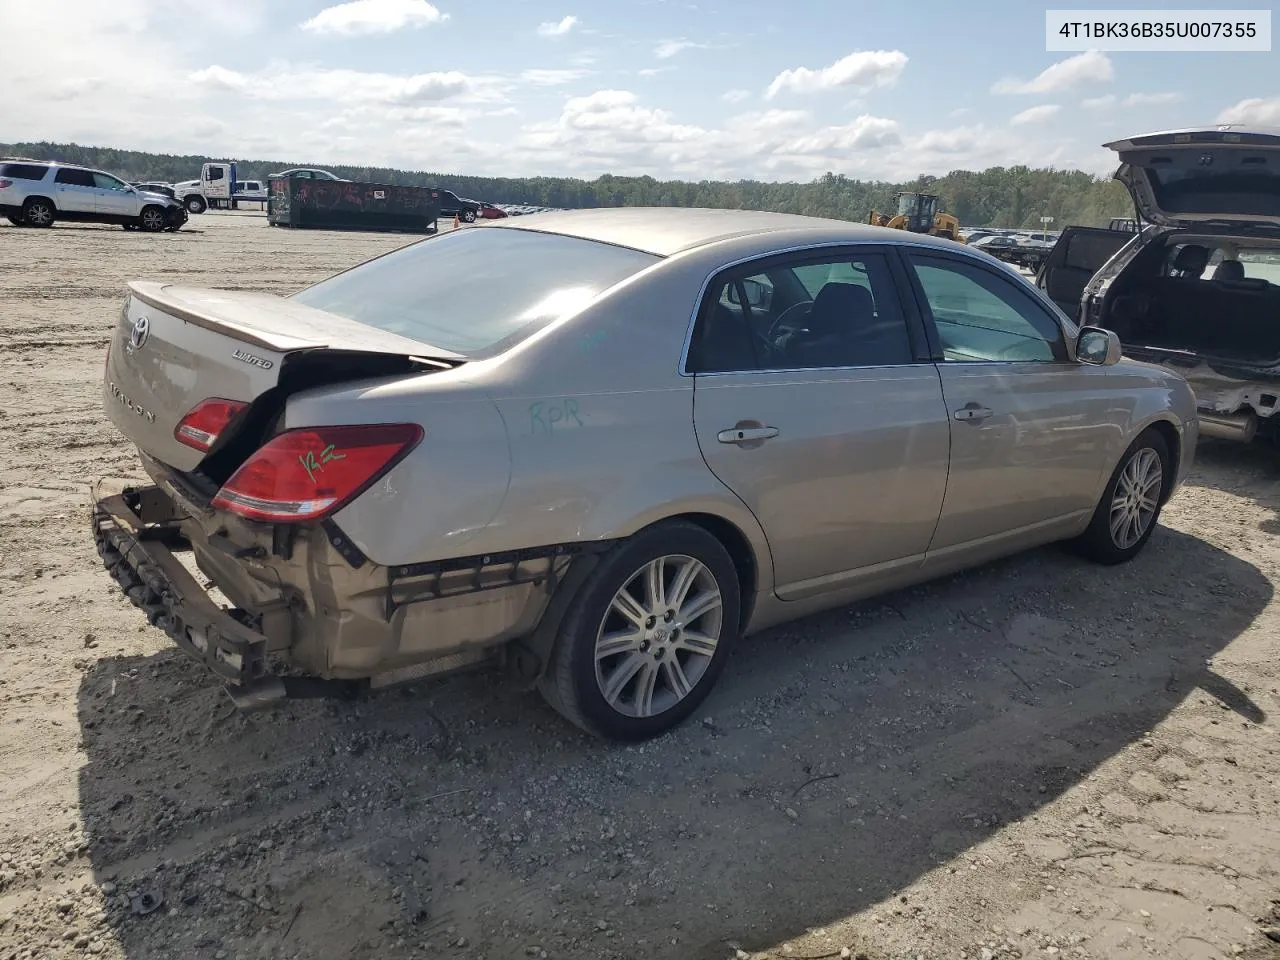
<box><xmin>90</xmin><ymin>479</ymin><xmax>601</xmax><ymax>706</ymax></box>
<box><xmin>92</xmin><ymin>487</ymin><xmax>276</xmax><ymax>687</ymax></box>
<box><xmin>93</xmin><ymin>489</ymin><xmax>287</xmax><ymax>700</ymax></box>
<box><xmin>1126</xmin><ymin>347</ymin><xmax>1280</xmax><ymax>442</ymax></box>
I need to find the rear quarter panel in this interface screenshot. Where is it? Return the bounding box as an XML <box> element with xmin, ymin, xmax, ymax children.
<box><xmin>297</xmin><ymin>248</ymin><xmax>773</xmax><ymax>587</ymax></box>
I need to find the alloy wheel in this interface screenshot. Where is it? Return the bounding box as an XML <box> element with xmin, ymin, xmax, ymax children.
<box><xmin>1109</xmin><ymin>447</ymin><xmax>1162</xmax><ymax>550</ymax></box>
<box><xmin>593</xmin><ymin>554</ymin><xmax>723</xmax><ymax>719</ymax></box>
<box><xmin>141</xmin><ymin>208</ymin><xmax>166</xmax><ymax>231</ymax></box>
<box><xmin>26</xmin><ymin>202</ymin><xmax>52</xmax><ymax>226</ymax></box>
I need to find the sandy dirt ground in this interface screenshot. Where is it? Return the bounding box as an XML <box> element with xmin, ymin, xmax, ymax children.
<box><xmin>1</xmin><ymin>212</ymin><xmax>1279</xmax><ymax>960</ymax></box>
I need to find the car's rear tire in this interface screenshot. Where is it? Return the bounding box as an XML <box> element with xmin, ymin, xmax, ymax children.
<box><xmin>23</xmin><ymin>198</ymin><xmax>54</xmax><ymax>228</ymax></box>
<box><xmin>184</xmin><ymin>195</ymin><xmax>207</xmax><ymax>215</ymax></box>
<box><xmin>1073</xmin><ymin>427</ymin><xmax>1170</xmax><ymax>565</ymax></box>
<box><xmin>138</xmin><ymin>206</ymin><xmax>167</xmax><ymax>232</ymax></box>
<box><xmin>538</xmin><ymin>521</ymin><xmax>741</xmax><ymax>741</ymax></box>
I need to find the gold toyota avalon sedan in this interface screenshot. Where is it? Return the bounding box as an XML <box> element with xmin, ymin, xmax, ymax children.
<box><xmin>93</xmin><ymin>207</ymin><xmax>1199</xmax><ymax>741</ymax></box>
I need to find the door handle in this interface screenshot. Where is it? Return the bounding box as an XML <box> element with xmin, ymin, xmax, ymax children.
<box><xmin>717</xmin><ymin>426</ymin><xmax>779</xmax><ymax>444</ymax></box>
<box><xmin>952</xmin><ymin>404</ymin><xmax>993</xmax><ymax>423</ymax></box>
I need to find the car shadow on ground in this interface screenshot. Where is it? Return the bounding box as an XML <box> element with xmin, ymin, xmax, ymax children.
<box><xmin>72</xmin><ymin>525</ymin><xmax>1270</xmax><ymax>960</ymax></box>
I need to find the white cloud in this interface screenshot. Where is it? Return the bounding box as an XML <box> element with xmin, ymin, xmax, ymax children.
<box><xmin>765</xmin><ymin>50</ymin><xmax>907</xmax><ymax>99</ymax></box>
<box><xmin>949</xmin><ymin>107</ymin><xmax>971</xmax><ymax>118</ymax></box>
<box><xmin>721</xmin><ymin>88</ymin><xmax>751</xmax><ymax>104</ymax></box>
<box><xmin>1009</xmin><ymin>104</ymin><xmax>1061</xmax><ymax>125</ymax></box>
<box><xmin>1218</xmin><ymin>95</ymin><xmax>1280</xmax><ymax>125</ymax></box>
<box><xmin>536</xmin><ymin>15</ymin><xmax>578</xmax><ymax>37</ymax></box>
<box><xmin>189</xmin><ymin>64</ymin><xmax>505</xmax><ymax>104</ymax></box>
<box><xmin>515</xmin><ymin>89</ymin><xmax>911</xmax><ymax>180</ymax></box>
<box><xmin>654</xmin><ymin>38</ymin><xmax>709</xmax><ymax>59</ymax></box>
<box><xmin>992</xmin><ymin>51</ymin><xmax>1113</xmax><ymax>94</ymax></box>
<box><xmin>638</xmin><ymin>67</ymin><xmax>674</xmax><ymax>78</ymax></box>
<box><xmin>1083</xmin><ymin>91</ymin><xmax>1181</xmax><ymax>110</ymax></box>
<box><xmin>520</xmin><ymin>68</ymin><xmax>591</xmax><ymax>86</ymax></box>
<box><xmin>300</xmin><ymin>0</ymin><xmax>448</xmax><ymax>36</ymax></box>
<box><xmin>779</xmin><ymin>115</ymin><xmax>901</xmax><ymax>153</ymax></box>
<box><xmin>1121</xmin><ymin>91</ymin><xmax>1181</xmax><ymax>106</ymax></box>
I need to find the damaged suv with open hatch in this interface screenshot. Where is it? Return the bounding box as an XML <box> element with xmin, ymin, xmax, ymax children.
<box><xmin>1039</xmin><ymin>125</ymin><xmax>1280</xmax><ymax>444</ymax></box>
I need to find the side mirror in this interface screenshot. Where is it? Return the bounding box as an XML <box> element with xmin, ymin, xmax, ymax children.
<box><xmin>1075</xmin><ymin>326</ymin><xmax>1123</xmax><ymax>366</ymax></box>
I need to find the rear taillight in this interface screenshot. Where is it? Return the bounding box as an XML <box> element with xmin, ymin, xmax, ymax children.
<box><xmin>212</xmin><ymin>423</ymin><xmax>422</xmax><ymax>523</ymax></box>
<box><xmin>0</xmin><ymin>179</ymin><xmax>12</xmax><ymax>189</ymax></box>
<box><xmin>174</xmin><ymin>399</ymin><xmax>250</xmax><ymax>452</ymax></box>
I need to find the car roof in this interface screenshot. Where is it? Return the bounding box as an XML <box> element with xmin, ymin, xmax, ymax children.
<box><xmin>1</xmin><ymin>158</ymin><xmax>100</xmax><ymax>173</ymax></box>
<box><xmin>483</xmin><ymin>206</ymin><xmax>968</xmax><ymax>257</ymax></box>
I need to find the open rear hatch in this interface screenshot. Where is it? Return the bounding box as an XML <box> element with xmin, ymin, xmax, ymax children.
<box><xmin>105</xmin><ymin>281</ymin><xmax>462</xmax><ymax>473</ymax></box>
<box><xmin>1105</xmin><ymin>125</ymin><xmax>1280</xmax><ymax>230</ymax></box>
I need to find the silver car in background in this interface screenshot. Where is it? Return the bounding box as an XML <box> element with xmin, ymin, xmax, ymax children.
<box><xmin>92</xmin><ymin>208</ymin><xmax>1198</xmax><ymax>741</ymax></box>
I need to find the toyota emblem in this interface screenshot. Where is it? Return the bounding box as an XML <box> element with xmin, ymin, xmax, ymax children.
<box><xmin>129</xmin><ymin>315</ymin><xmax>150</xmax><ymax>352</ymax></box>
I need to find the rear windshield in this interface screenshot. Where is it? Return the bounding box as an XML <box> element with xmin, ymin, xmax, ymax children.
<box><xmin>0</xmin><ymin>163</ymin><xmax>49</xmax><ymax>181</ymax></box>
<box><xmin>292</xmin><ymin>227</ymin><xmax>660</xmax><ymax>358</ymax></box>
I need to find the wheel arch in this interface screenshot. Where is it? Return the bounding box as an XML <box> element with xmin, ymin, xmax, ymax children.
<box><xmin>1142</xmin><ymin>417</ymin><xmax>1181</xmax><ymax>504</ymax></box>
<box><xmin>22</xmin><ymin>194</ymin><xmax>56</xmax><ymax>210</ymax></box>
<box><xmin>515</xmin><ymin>507</ymin><xmax>766</xmax><ymax>688</ymax></box>
<box><xmin>661</xmin><ymin>511</ymin><xmax>760</xmax><ymax>630</ymax></box>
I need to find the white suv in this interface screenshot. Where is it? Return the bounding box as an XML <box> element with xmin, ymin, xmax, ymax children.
<box><xmin>0</xmin><ymin>159</ymin><xmax>187</xmax><ymax>232</ymax></box>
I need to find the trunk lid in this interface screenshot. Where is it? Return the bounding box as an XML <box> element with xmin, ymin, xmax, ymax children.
<box><xmin>1105</xmin><ymin>125</ymin><xmax>1280</xmax><ymax>230</ymax></box>
<box><xmin>105</xmin><ymin>281</ymin><xmax>461</xmax><ymax>472</ymax></box>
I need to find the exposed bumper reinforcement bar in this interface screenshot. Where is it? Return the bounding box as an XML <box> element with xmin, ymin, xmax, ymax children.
<box><xmin>92</xmin><ymin>487</ymin><xmax>274</xmax><ymax>687</ymax></box>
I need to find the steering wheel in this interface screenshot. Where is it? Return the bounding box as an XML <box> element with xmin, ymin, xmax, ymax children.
<box><xmin>767</xmin><ymin>300</ymin><xmax>815</xmax><ymax>340</ymax></box>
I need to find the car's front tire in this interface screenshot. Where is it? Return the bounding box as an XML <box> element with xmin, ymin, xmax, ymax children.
<box><xmin>1074</xmin><ymin>427</ymin><xmax>1170</xmax><ymax>565</ymax></box>
<box><xmin>138</xmin><ymin>205</ymin><xmax>167</xmax><ymax>232</ymax></box>
<box><xmin>539</xmin><ymin>521</ymin><xmax>741</xmax><ymax>741</ymax></box>
<box><xmin>23</xmin><ymin>198</ymin><xmax>55</xmax><ymax>227</ymax></box>
<box><xmin>461</xmin><ymin>209</ymin><xmax>477</xmax><ymax>223</ymax></box>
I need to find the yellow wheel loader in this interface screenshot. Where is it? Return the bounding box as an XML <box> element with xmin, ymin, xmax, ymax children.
<box><xmin>867</xmin><ymin>192</ymin><xmax>963</xmax><ymax>242</ymax></box>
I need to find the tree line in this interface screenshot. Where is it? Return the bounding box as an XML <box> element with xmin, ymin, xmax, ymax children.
<box><xmin>1</xmin><ymin>140</ymin><xmax>1133</xmax><ymax>229</ymax></box>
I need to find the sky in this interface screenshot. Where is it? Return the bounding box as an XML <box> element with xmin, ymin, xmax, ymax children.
<box><xmin>1</xmin><ymin>0</ymin><xmax>1276</xmax><ymax>183</ymax></box>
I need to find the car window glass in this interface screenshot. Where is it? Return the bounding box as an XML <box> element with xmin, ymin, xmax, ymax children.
<box><xmin>907</xmin><ymin>253</ymin><xmax>1065</xmax><ymax>363</ymax></box>
<box><xmin>54</xmin><ymin>168</ymin><xmax>95</xmax><ymax>187</ymax></box>
<box><xmin>92</xmin><ymin>173</ymin><xmax>128</xmax><ymax>191</ymax></box>
<box><xmin>1238</xmin><ymin>250</ymin><xmax>1280</xmax><ymax>284</ymax></box>
<box><xmin>688</xmin><ymin>252</ymin><xmax>914</xmax><ymax>373</ymax></box>
<box><xmin>207</xmin><ymin>166</ymin><xmax>224</xmax><ymax>180</ymax></box>
<box><xmin>0</xmin><ymin>163</ymin><xmax>49</xmax><ymax>180</ymax></box>
<box><xmin>293</xmin><ymin>228</ymin><xmax>659</xmax><ymax>358</ymax></box>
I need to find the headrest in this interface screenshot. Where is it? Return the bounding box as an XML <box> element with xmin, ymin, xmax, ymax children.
<box><xmin>808</xmin><ymin>282</ymin><xmax>874</xmax><ymax>335</ymax></box>
<box><xmin>1212</xmin><ymin>259</ymin><xmax>1245</xmax><ymax>282</ymax></box>
<box><xmin>1172</xmin><ymin>244</ymin><xmax>1209</xmax><ymax>275</ymax></box>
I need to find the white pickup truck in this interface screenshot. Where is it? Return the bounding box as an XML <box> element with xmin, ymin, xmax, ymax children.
<box><xmin>173</xmin><ymin>162</ymin><xmax>268</xmax><ymax>214</ymax></box>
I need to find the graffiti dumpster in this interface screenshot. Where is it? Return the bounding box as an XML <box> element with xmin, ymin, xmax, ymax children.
<box><xmin>267</xmin><ymin>177</ymin><xmax>442</xmax><ymax>232</ymax></box>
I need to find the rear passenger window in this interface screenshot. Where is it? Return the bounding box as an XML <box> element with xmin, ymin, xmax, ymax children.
<box><xmin>688</xmin><ymin>251</ymin><xmax>915</xmax><ymax>373</ymax></box>
<box><xmin>0</xmin><ymin>163</ymin><xmax>49</xmax><ymax>180</ymax></box>
<box><xmin>54</xmin><ymin>168</ymin><xmax>95</xmax><ymax>187</ymax></box>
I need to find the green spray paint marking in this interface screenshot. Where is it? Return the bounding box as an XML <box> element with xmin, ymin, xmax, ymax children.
<box><xmin>299</xmin><ymin>443</ymin><xmax>346</xmax><ymax>483</ymax></box>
